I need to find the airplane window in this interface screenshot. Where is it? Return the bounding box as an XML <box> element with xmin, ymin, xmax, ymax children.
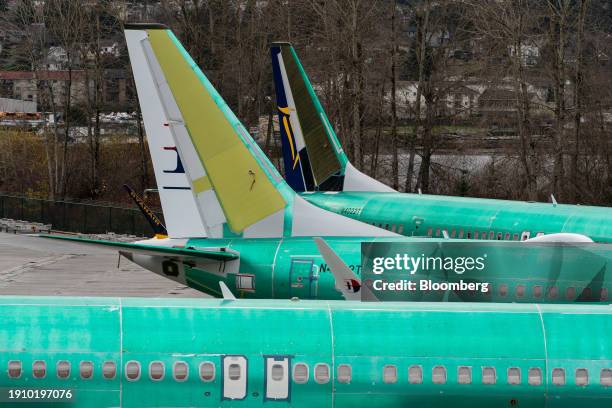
<box><xmin>271</xmin><ymin>364</ymin><xmax>284</xmax><ymax>381</ymax></box>
<box><xmin>507</xmin><ymin>367</ymin><xmax>521</xmax><ymax>385</ymax></box>
<box><xmin>8</xmin><ymin>361</ymin><xmax>21</xmax><ymax>378</ymax></box>
<box><xmin>391</xmin><ymin>224</ymin><xmax>397</xmax><ymax>232</ymax></box>
<box><xmin>228</xmin><ymin>363</ymin><xmax>241</xmax><ymax>381</ymax></box>
<box><xmin>552</xmin><ymin>368</ymin><xmax>565</xmax><ymax>385</ymax></box>
<box><xmin>33</xmin><ymin>360</ymin><xmax>46</xmax><ymax>379</ymax></box>
<box><xmin>533</xmin><ymin>286</ymin><xmax>542</xmax><ymax>298</ymax></box>
<box><xmin>489</xmin><ymin>231</ymin><xmax>494</xmax><ymax>240</ymax></box>
<box><xmin>451</xmin><ymin>229</ymin><xmax>456</xmax><ymax>238</ymax></box>
<box><xmin>293</xmin><ymin>363</ymin><xmax>308</xmax><ymax>384</ymax></box>
<box><xmin>435</xmin><ymin>228</ymin><xmax>441</xmax><ymax>237</ymax></box>
<box><xmin>199</xmin><ymin>362</ymin><xmax>215</xmax><ymax>382</ymax></box>
<box><xmin>482</xmin><ymin>367</ymin><xmax>496</xmax><ymax>384</ymax></box>
<box><xmin>528</xmin><ymin>368</ymin><xmax>542</xmax><ymax>386</ymax></box>
<box><xmin>566</xmin><ymin>287</ymin><xmax>576</xmax><ymax>300</ymax></box>
<box><xmin>600</xmin><ymin>369</ymin><xmax>612</xmax><ymax>386</ymax></box>
<box><xmin>481</xmin><ymin>232</ymin><xmax>487</xmax><ymax>240</ymax></box>
<box><xmin>504</xmin><ymin>233</ymin><xmax>510</xmax><ymax>240</ymax></box>
<box><xmin>149</xmin><ymin>361</ymin><xmax>164</xmax><ymax>381</ymax></box>
<box><xmin>57</xmin><ymin>361</ymin><xmax>70</xmax><ymax>379</ymax></box>
<box><xmin>314</xmin><ymin>364</ymin><xmax>330</xmax><ymax>384</ymax></box>
<box><xmin>600</xmin><ymin>288</ymin><xmax>608</xmax><ymax>301</ymax></box>
<box><xmin>80</xmin><ymin>361</ymin><xmax>93</xmax><ymax>379</ymax></box>
<box><xmin>432</xmin><ymin>366</ymin><xmax>447</xmax><ymax>384</ymax></box>
<box><xmin>512</xmin><ymin>233</ymin><xmax>519</xmax><ymax>241</ymax></box>
<box><xmin>126</xmin><ymin>361</ymin><xmax>140</xmax><ymax>381</ymax></box>
<box><xmin>515</xmin><ymin>285</ymin><xmax>525</xmax><ymax>298</ymax></box>
<box><xmin>499</xmin><ymin>284</ymin><xmax>508</xmax><ymax>297</ymax></box>
<box><xmin>582</xmin><ymin>287</ymin><xmax>593</xmax><ymax>299</ymax></box>
<box><xmin>427</xmin><ymin>228</ymin><xmax>433</xmax><ymax>237</ymax></box>
<box><xmin>174</xmin><ymin>362</ymin><xmax>188</xmax><ymax>381</ymax></box>
<box><xmin>337</xmin><ymin>364</ymin><xmax>351</xmax><ymax>384</ymax></box>
<box><xmin>547</xmin><ymin>286</ymin><xmax>558</xmax><ymax>299</ymax></box>
<box><xmin>383</xmin><ymin>365</ymin><xmax>397</xmax><ymax>384</ymax></box>
<box><xmin>575</xmin><ymin>368</ymin><xmax>588</xmax><ymax>386</ymax></box>
<box><xmin>466</xmin><ymin>232</ymin><xmax>472</xmax><ymax>239</ymax></box>
<box><xmin>103</xmin><ymin>361</ymin><xmax>116</xmax><ymax>379</ymax></box>
<box><xmin>385</xmin><ymin>224</ymin><xmax>390</xmax><ymax>230</ymax></box>
<box><xmin>408</xmin><ymin>365</ymin><xmax>423</xmax><ymax>384</ymax></box>
<box><xmin>398</xmin><ymin>225</ymin><xmax>404</xmax><ymax>234</ymax></box>
<box><xmin>459</xmin><ymin>229</ymin><xmax>464</xmax><ymax>238</ymax></box>
<box><xmin>458</xmin><ymin>366</ymin><xmax>472</xmax><ymax>384</ymax></box>
<box><xmin>497</xmin><ymin>232</ymin><xmax>502</xmax><ymax>240</ymax></box>
<box><xmin>473</xmin><ymin>231</ymin><xmax>478</xmax><ymax>240</ymax></box>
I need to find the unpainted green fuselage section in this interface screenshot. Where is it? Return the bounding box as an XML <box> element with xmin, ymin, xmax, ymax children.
<box><xmin>299</xmin><ymin>192</ymin><xmax>612</xmax><ymax>243</ymax></box>
<box><xmin>167</xmin><ymin>237</ymin><xmax>612</xmax><ymax>303</ymax></box>
<box><xmin>1</xmin><ymin>296</ymin><xmax>611</xmax><ymax>407</ymax></box>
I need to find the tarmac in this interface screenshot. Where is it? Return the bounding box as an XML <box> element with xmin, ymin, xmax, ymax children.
<box><xmin>0</xmin><ymin>232</ymin><xmax>206</xmax><ymax>298</ymax></box>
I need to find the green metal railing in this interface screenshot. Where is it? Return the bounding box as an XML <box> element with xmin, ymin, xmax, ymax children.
<box><xmin>0</xmin><ymin>194</ymin><xmax>164</xmax><ymax>237</ymax></box>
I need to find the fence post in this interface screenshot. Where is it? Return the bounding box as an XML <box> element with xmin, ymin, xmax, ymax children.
<box><xmin>20</xmin><ymin>197</ymin><xmax>24</xmax><ymax>220</ymax></box>
<box><xmin>108</xmin><ymin>207</ymin><xmax>112</xmax><ymax>233</ymax></box>
<box><xmin>83</xmin><ymin>205</ymin><xmax>88</xmax><ymax>233</ymax></box>
<box><xmin>131</xmin><ymin>211</ymin><xmax>135</xmax><ymax>236</ymax></box>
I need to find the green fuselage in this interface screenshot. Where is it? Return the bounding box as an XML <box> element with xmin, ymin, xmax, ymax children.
<box><xmin>166</xmin><ymin>237</ymin><xmax>612</xmax><ymax>303</ymax></box>
<box><xmin>2</xmin><ymin>296</ymin><xmax>611</xmax><ymax>407</ymax></box>
<box><xmin>300</xmin><ymin>192</ymin><xmax>612</xmax><ymax>243</ymax></box>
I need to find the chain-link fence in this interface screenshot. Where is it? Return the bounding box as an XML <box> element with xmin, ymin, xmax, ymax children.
<box><xmin>0</xmin><ymin>194</ymin><xmax>164</xmax><ymax>236</ymax></box>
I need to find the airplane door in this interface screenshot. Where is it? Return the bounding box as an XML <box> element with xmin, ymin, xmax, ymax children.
<box><xmin>222</xmin><ymin>355</ymin><xmax>247</xmax><ymax>400</ymax></box>
<box><xmin>264</xmin><ymin>356</ymin><xmax>290</xmax><ymax>401</ymax></box>
<box><xmin>521</xmin><ymin>231</ymin><xmax>531</xmax><ymax>241</ymax></box>
<box><xmin>289</xmin><ymin>259</ymin><xmax>317</xmax><ymax>299</ymax></box>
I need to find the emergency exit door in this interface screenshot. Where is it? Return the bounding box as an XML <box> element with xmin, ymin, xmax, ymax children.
<box><xmin>264</xmin><ymin>356</ymin><xmax>290</xmax><ymax>401</ymax></box>
<box><xmin>222</xmin><ymin>355</ymin><xmax>247</xmax><ymax>400</ymax></box>
<box><xmin>289</xmin><ymin>259</ymin><xmax>317</xmax><ymax>299</ymax></box>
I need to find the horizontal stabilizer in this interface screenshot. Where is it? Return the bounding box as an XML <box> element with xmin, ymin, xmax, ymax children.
<box><xmin>39</xmin><ymin>235</ymin><xmax>238</xmax><ymax>262</ymax></box>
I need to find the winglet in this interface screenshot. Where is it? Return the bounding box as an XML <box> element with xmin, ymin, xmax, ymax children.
<box><xmin>551</xmin><ymin>194</ymin><xmax>558</xmax><ymax>207</ymax></box>
<box><xmin>313</xmin><ymin>237</ymin><xmax>377</xmax><ymax>301</ymax></box>
<box><xmin>219</xmin><ymin>281</ymin><xmax>237</xmax><ymax>300</ymax></box>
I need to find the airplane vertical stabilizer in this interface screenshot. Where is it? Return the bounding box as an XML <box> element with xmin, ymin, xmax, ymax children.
<box><xmin>270</xmin><ymin>42</ymin><xmax>395</xmax><ymax>193</ymax></box>
<box><xmin>124</xmin><ymin>25</ymin><xmax>397</xmax><ymax>239</ymax></box>
<box><xmin>125</xmin><ymin>25</ymin><xmax>207</xmax><ymax>238</ymax></box>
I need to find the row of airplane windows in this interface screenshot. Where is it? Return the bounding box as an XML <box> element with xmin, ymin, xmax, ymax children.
<box><xmin>6</xmin><ymin>360</ymin><xmax>612</xmax><ymax>387</ymax></box>
<box><xmin>461</xmin><ymin>284</ymin><xmax>608</xmax><ymax>301</ymax></box>
<box><xmin>370</xmin><ymin>221</ymin><xmax>539</xmax><ymax>241</ymax></box>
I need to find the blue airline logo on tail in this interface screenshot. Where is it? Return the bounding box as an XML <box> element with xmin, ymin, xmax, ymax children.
<box><xmin>162</xmin><ymin>146</ymin><xmax>190</xmax><ymax>190</ymax></box>
<box><xmin>162</xmin><ymin>146</ymin><xmax>185</xmax><ymax>174</ymax></box>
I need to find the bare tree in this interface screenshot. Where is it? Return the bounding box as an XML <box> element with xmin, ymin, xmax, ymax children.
<box><xmin>45</xmin><ymin>0</ymin><xmax>87</xmax><ymax>198</ymax></box>
<box><xmin>466</xmin><ymin>0</ymin><xmax>540</xmax><ymax>200</ymax></box>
